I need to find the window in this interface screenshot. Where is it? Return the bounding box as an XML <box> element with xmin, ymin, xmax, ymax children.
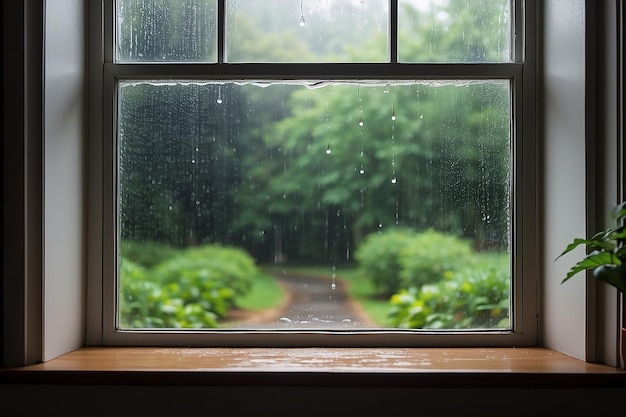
<box><xmin>97</xmin><ymin>0</ymin><xmax>538</xmax><ymax>346</ymax></box>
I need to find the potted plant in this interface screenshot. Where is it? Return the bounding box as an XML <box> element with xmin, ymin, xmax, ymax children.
<box><xmin>557</xmin><ymin>201</ymin><xmax>626</xmax><ymax>366</ymax></box>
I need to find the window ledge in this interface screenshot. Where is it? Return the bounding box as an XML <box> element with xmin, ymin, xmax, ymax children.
<box><xmin>1</xmin><ymin>347</ymin><xmax>624</xmax><ymax>388</ymax></box>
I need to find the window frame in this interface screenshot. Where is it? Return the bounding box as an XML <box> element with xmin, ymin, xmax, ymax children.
<box><xmin>90</xmin><ymin>0</ymin><xmax>539</xmax><ymax>347</ymax></box>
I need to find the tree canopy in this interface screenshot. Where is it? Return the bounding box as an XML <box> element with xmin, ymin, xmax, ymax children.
<box><xmin>118</xmin><ymin>0</ymin><xmax>513</xmax><ymax>264</ymax></box>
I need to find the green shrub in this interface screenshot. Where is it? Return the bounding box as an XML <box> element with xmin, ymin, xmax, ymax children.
<box><xmin>119</xmin><ymin>259</ymin><xmax>219</xmax><ymax>328</ymax></box>
<box><xmin>354</xmin><ymin>229</ymin><xmax>415</xmax><ymax>297</ymax></box>
<box><xmin>355</xmin><ymin>229</ymin><xmax>472</xmax><ymax>296</ymax></box>
<box><xmin>398</xmin><ymin>229</ymin><xmax>473</xmax><ymax>289</ymax></box>
<box><xmin>119</xmin><ymin>244</ymin><xmax>258</xmax><ymax>328</ymax></box>
<box><xmin>120</xmin><ymin>240</ymin><xmax>178</xmax><ymax>268</ymax></box>
<box><xmin>389</xmin><ymin>261</ymin><xmax>510</xmax><ymax>329</ymax></box>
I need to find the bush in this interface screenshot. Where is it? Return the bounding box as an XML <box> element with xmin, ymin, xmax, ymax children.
<box><xmin>119</xmin><ymin>244</ymin><xmax>258</xmax><ymax>328</ymax></box>
<box><xmin>398</xmin><ymin>229</ymin><xmax>472</xmax><ymax>289</ymax></box>
<box><xmin>355</xmin><ymin>229</ymin><xmax>472</xmax><ymax>296</ymax></box>
<box><xmin>354</xmin><ymin>229</ymin><xmax>415</xmax><ymax>297</ymax></box>
<box><xmin>388</xmin><ymin>261</ymin><xmax>510</xmax><ymax>329</ymax></box>
<box><xmin>120</xmin><ymin>240</ymin><xmax>178</xmax><ymax>268</ymax></box>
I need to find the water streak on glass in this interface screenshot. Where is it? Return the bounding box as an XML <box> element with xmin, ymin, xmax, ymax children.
<box><xmin>225</xmin><ymin>0</ymin><xmax>389</xmax><ymax>63</ymax></box>
<box><xmin>398</xmin><ymin>0</ymin><xmax>512</xmax><ymax>63</ymax></box>
<box><xmin>117</xmin><ymin>0</ymin><xmax>218</xmax><ymax>62</ymax></box>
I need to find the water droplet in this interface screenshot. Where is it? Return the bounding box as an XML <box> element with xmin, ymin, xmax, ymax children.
<box><xmin>326</xmin><ymin>144</ymin><xmax>332</xmax><ymax>154</ymax></box>
<box><xmin>391</xmin><ymin>177</ymin><xmax>397</xmax><ymax>184</ymax></box>
<box><xmin>358</xmin><ymin>116</ymin><xmax>364</xmax><ymax>127</ymax></box>
<box><xmin>359</xmin><ymin>167</ymin><xmax>365</xmax><ymax>174</ymax></box>
<box><xmin>216</xmin><ymin>97</ymin><xmax>223</xmax><ymax>104</ymax></box>
<box><xmin>299</xmin><ymin>15</ymin><xmax>305</xmax><ymax>26</ymax></box>
<box><xmin>391</xmin><ymin>113</ymin><xmax>396</xmax><ymax>121</ymax></box>
<box><xmin>331</xmin><ymin>283</ymin><xmax>336</xmax><ymax>290</ymax></box>
<box><xmin>378</xmin><ymin>222</ymin><xmax>383</xmax><ymax>228</ymax></box>
<box><xmin>420</xmin><ymin>115</ymin><xmax>424</xmax><ymax>119</ymax></box>
<box><xmin>195</xmin><ymin>200</ymin><xmax>200</xmax><ymax>205</ymax></box>
<box><xmin>168</xmin><ymin>205</ymin><xmax>173</xmax><ymax>211</ymax></box>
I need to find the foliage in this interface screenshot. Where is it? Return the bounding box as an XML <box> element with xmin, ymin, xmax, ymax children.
<box><xmin>399</xmin><ymin>229</ymin><xmax>473</xmax><ymax>289</ymax></box>
<box><xmin>118</xmin><ymin>0</ymin><xmax>512</xmax><ymax>266</ymax></box>
<box><xmin>356</xmin><ymin>229</ymin><xmax>472</xmax><ymax>296</ymax></box>
<box><xmin>389</xmin><ymin>261</ymin><xmax>510</xmax><ymax>329</ymax></box>
<box><xmin>119</xmin><ymin>244</ymin><xmax>259</xmax><ymax>328</ymax></box>
<box><xmin>354</xmin><ymin>229</ymin><xmax>416</xmax><ymax>297</ymax></box>
<box><xmin>120</xmin><ymin>240</ymin><xmax>178</xmax><ymax>268</ymax></box>
<box><xmin>557</xmin><ymin>201</ymin><xmax>626</xmax><ymax>294</ymax></box>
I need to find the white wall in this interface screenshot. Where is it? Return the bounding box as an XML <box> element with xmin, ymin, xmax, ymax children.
<box><xmin>43</xmin><ymin>0</ymin><xmax>86</xmax><ymax>361</ymax></box>
<box><xmin>541</xmin><ymin>0</ymin><xmax>588</xmax><ymax>360</ymax></box>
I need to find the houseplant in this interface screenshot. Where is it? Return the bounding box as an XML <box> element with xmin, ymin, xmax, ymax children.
<box><xmin>557</xmin><ymin>201</ymin><xmax>626</xmax><ymax>366</ymax></box>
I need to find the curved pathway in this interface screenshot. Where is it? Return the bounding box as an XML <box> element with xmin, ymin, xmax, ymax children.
<box><xmin>226</xmin><ymin>271</ymin><xmax>376</xmax><ymax>328</ymax></box>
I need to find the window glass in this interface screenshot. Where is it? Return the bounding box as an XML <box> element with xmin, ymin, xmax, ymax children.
<box><xmin>117</xmin><ymin>80</ymin><xmax>511</xmax><ymax>330</ymax></box>
<box><xmin>225</xmin><ymin>0</ymin><xmax>389</xmax><ymax>63</ymax></box>
<box><xmin>116</xmin><ymin>0</ymin><xmax>218</xmax><ymax>62</ymax></box>
<box><xmin>398</xmin><ymin>0</ymin><xmax>512</xmax><ymax>63</ymax></box>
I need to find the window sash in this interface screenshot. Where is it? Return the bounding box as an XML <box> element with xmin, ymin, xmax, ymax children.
<box><xmin>94</xmin><ymin>0</ymin><xmax>538</xmax><ymax>347</ymax></box>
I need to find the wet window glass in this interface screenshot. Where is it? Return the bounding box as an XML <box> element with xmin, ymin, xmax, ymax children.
<box><xmin>398</xmin><ymin>0</ymin><xmax>512</xmax><ymax>63</ymax></box>
<box><xmin>225</xmin><ymin>0</ymin><xmax>389</xmax><ymax>62</ymax></box>
<box><xmin>117</xmin><ymin>80</ymin><xmax>511</xmax><ymax>330</ymax></box>
<box><xmin>117</xmin><ymin>0</ymin><xmax>218</xmax><ymax>62</ymax></box>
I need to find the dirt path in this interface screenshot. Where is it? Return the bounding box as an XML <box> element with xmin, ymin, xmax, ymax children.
<box><xmin>223</xmin><ymin>271</ymin><xmax>376</xmax><ymax>328</ymax></box>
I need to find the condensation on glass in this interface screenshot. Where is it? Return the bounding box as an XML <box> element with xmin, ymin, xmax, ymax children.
<box><xmin>398</xmin><ymin>0</ymin><xmax>512</xmax><ymax>63</ymax></box>
<box><xmin>117</xmin><ymin>80</ymin><xmax>512</xmax><ymax>330</ymax></box>
<box><xmin>225</xmin><ymin>0</ymin><xmax>389</xmax><ymax>62</ymax></box>
<box><xmin>116</xmin><ymin>0</ymin><xmax>218</xmax><ymax>62</ymax></box>
<box><xmin>115</xmin><ymin>0</ymin><xmax>512</xmax><ymax>64</ymax></box>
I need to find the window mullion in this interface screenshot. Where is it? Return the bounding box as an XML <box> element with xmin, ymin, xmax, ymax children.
<box><xmin>218</xmin><ymin>0</ymin><xmax>225</xmax><ymax>63</ymax></box>
<box><xmin>390</xmin><ymin>0</ymin><xmax>398</xmax><ymax>63</ymax></box>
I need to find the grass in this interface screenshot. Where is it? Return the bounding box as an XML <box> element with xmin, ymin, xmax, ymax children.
<box><xmin>333</xmin><ymin>268</ymin><xmax>394</xmax><ymax>326</ymax></box>
<box><xmin>234</xmin><ymin>271</ymin><xmax>286</xmax><ymax>310</ymax></box>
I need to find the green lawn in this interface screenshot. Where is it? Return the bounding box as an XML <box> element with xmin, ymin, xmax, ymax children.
<box><xmin>234</xmin><ymin>271</ymin><xmax>286</xmax><ymax>310</ymax></box>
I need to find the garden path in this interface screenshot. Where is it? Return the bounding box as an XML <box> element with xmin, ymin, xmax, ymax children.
<box><xmin>224</xmin><ymin>271</ymin><xmax>376</xmax><ymax>328</ymax></box>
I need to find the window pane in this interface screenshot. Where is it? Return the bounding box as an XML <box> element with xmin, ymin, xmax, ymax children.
<box><xmin>117</xmin><ymin>80</ymin><xmax>511</xmax><ymax>330</ymax></box>
<box><xmin>116</xmin><ymin>0</ymin><xmax>217</xmax><ymax>62</ymax></box>
<box><xmin>398</xmin><ymin>0</ymin><xmax>512</xmax><ymax>62</ymax></box>
<box><xmin>225</xmin><ymin>0</ymin><xmax>389</xmax><ymax>62</ymax></box>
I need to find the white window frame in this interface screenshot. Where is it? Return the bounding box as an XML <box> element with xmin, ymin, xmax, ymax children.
<box><xmin>88</xmin><ymin>0</ymin><xmax>539</xmax><ymax>347</ymax></box>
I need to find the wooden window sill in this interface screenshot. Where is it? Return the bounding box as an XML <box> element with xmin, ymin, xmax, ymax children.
<box><xmin>1</xmin><ymin>347</ymin><xmax>624</xmax><ymax>388</ymax></box>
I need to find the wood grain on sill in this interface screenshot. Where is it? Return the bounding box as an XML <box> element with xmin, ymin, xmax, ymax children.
<box><xmin>2</xmin><ymin>347</ymin><xmax>624</xmax><ymax>388</ymax></box>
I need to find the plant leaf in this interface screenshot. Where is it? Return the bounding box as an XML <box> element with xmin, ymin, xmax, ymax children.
<box><xmin>593</xmin><ymin>265</ymin><xmax>626</xmax><ymax>294</ymax></box>
<box><xmin>611</xmin><ymin>201</ymin><xmax>626</xmax><ymax>222</ymax></box>
<box><xmin>561</xmin><ymin>251</ymin><xmax>622</xmax><ymax>283</ymax></box>
<box><xmin>555</xmin><ymin>238</ymin><xmax>613</xmax><ymax>260</ymax></box>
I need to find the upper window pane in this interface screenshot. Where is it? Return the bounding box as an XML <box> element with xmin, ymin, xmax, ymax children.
<box><xmin>398</xmin><ymin>0</ymin><xmax>512</xmax><ymax>63</ymax></box>
<box><xmin>225</xmin><ymin>0</ymin><xmax>389</xmax><ymax>63</ymax></box>
<box><xmin>116</xmin><ymin>0</ymin><xmax>218</xmax><ymax>62</ymax></box>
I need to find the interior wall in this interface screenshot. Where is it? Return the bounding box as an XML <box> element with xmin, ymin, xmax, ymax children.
<box><xmin>43</xmin><ymin>0</ymin><xmax>86</xmax><ymax>361</ymax></box>
<box><xmin>541</xmin><ymin>0</ymin><xmax>588</xmax><ymax>360</ymax></box>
